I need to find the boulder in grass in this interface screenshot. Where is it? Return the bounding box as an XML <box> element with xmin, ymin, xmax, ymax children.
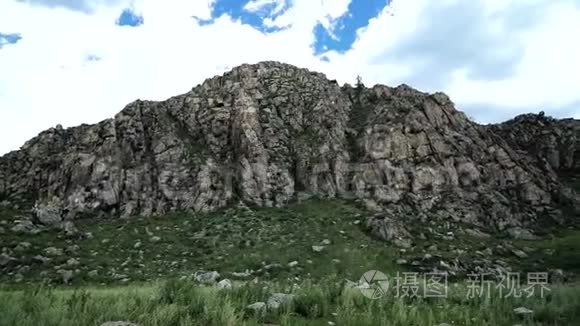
<box><xmin>33</xmin><ymin>197</ymin><xmax>63</xmax><ymax>226</ymax></box>
<box><xmin>194</xmin><ymin>271</ymin><xmax>220</xmax><ymax>284</ymax></box>
<box><xmin>267</xmin><ymin>293</ymin><xmax>294</xmax><ymax>310</ymax></box>
<box><xmin>246</xmin><ymin>302</ymin><xmax>266</xmax><ymax>314</ymax></box>
<box><xmin>216</xmin><ymin>279</ymin><xmax>232</xmax><ymax>289</ymax></box>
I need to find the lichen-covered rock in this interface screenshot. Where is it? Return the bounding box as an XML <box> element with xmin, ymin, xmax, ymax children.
<box><xmin>33</xmin><ymin>196</ymin><xmax>63</xmax><ymax>226</ymax></box>
<box><xmin>11</xmin><ymin>218</ymin><xmax>41</xmax><ymax>234</ymax></box>
<box><xmin>57</xmin><ymin>269</ymin><xmax>73</xmax><ymax>284</ymax></box>
<box><xmin>60</xmin><ymin>221</ymin><xmax>78</xmax><ymax>236</ymax></box>
<box><xmin>0</xmin><ymin>62</ymin><xmax>576</xmax><ymax>232</ymax></box>
<box><xmin>194</xmin><ymin>271</ymin><xmax>220</xmax><ymax>284</ymax></box>
<box><xmin>216</xmin><ymin>279</ymin><xmax>232</xmax><ymax>289</ymax></box>
<box><xmin>267</xmin><ymin>293</ymin><xmax>294</xmax><ymax>310</ymax></box>
<box><xmin>365</xmin><ymin>213</ymin><xmax>411</xmax><ymax>242</ymax></box>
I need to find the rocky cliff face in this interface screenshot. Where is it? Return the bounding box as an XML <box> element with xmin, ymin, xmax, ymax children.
<box><xmin>0</xmin><ymin>62</ymin><xmax>577</xmax><ymax>232</ymax></box>
<box><xmin>491</xmin><ymin>114</ymin><xmax>579</xmax><ymax>175</ymax></box>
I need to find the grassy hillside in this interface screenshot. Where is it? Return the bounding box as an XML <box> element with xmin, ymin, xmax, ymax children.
<box><xmin>0</xmin><ymin>199</ymin><xmax>401</xmax><ymax>286</ymax></box>
<box><xmin>2</xmin><ymin>199</ymin><xmax>580</xmax><ymax>325</ymax></box>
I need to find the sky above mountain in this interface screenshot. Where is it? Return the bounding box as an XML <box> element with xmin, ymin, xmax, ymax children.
<box><xmin>1</xmin><ymin>0</ymin><xmax>580</xmax><ymax>155</ymax></box>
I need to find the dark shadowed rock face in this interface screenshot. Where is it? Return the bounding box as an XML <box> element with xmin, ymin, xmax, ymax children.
<box><xmin>491</xmin><ymin>114</ymin><xmax>579</xmax><ymax>175</ymax></box>
<box><xmin>489</xmin><ymin>114</ymin><xmax>580</xmax><ymax>226</ymax></box>
<box><xmin>0</xmin><ymin>62</ymin><xmax>577</xmax><ymax>231</ymax></box>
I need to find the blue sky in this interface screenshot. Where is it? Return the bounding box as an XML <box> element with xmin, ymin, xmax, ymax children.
<box><xmin>312</xmin><ymin>0</ymin><xmax>389</xmax><ymax>55</ymax></box>
<box><xmin>116</xmin><ymin>8</ymin><xmax>144</xmax><ymax>27</ymax></box>
<box><xmin>0</xmin><ymin>32</ymin><xmax>22</xmax><ymax>48</ymax></box>
<box><xmin>195</xmin><ymin>0</ymin><xmax>291</xmax><ymax>33</ymax></box>
<box><xmin>195</xmin><ymin>0</ymin><xmax>390</xmax><ymax>54</ymax></box>
<box><xmin>1</xmin><ymin>0</ymin><xmax>580</xmax><ymax>155</ymax></box>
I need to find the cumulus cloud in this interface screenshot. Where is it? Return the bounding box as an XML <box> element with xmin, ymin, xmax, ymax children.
<box><xmin>326</xmin><ymin>0</ymin><xmax>580</xmax><ymax>118</ymax></box>
<box><xmin>0</xmin><ymin>0</ymin><xmax>579</xmax><ymax>155</ymax></box>
<box><xmin>244</xmin><ymin>0</ymin><xmax>287</xmax><ymax>16</ymax></box>
<box><xmin>374</xmin><ymin>1</ymin><xmax>526</xmax><ymax>87</ymax></box>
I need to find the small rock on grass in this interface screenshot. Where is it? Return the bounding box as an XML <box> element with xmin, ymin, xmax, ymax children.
<box><xmin>194</xmin><ymin>271</ymin><xmax>220</xmax><ymax>284</ymax></box>
<box><xmin>288</xmin><ymin>261</ymin><xmax>299</xmax><ymax>267</ymax></box>
<box><xmin>393</xmin><ymin>238</ymin><xmax>412</xmax><ymax>249</ymax></box>
<box><xmin>44</xmin><ymin>247</ymin><xmax>63</xmax><ymax>257</ymax></box>
<box><xmin>65</xmin><ymin>245</ymin><xmax>80</xmax><ymax>254</ymax></box>
<box><xmin>0</xmin><ymin>254</ymin><xmax>17</xmax><ymax>267</ymax></box>
<box><xmin>100</xmin><ymin>322</ymin><xmax>139</xmax><ymax>326</ymax></box>
<box><xmin>67</xmin><ymin>258</ymin><xmax>80</xmax><ymax>266</ymax></box>
<box><xmin>508</xmin><ymin>228</ymin><xmax>537</xmax><ymax>240</ymax></box>
<box><xmin>11</xmin><ymin>220</ymin><xmax>41</xmax><ymax>234</ymax></box>
<box><xmin>513</xmin><ymin>307</ymin><xmax>533</xmax><ymax>315</ymax></box>
<box><xmin>15</xmin><ymin>242</ymin><xmax>31</xmax><ymax>252</ymax></box>
<box><xmin>32</xmin><ymin>255</ymin><xmax>51</xmax><ymax>264</ymax></box>
<box><xmin>216</xmin><ymin>279</ymin><xmax>232</xmax><ymax>289</ymax></box>
<box><xmin>312</xmin><ymin>245</ymin><xmax>325</xmax><ymax>253</ymax></box>
<box><xmin>267</xmin><ymin>293</ymin><xmax>294</xmax><ymax>310</ymax></box>
<box><xmin>511</xmin><ymin>249</ymin><xmax>528</xmax><ymax>259</ymax></box>
<box><xmin>57</xmin><ymin>269</ymin><xmax>73</xmax><ymax>284</ymax></box>
<box><xmin>464</xmin><ymin>228</ymin><xmax>490</xmax><ymax>239</ymax></box>
<box><xmin>550</xmin><ymin>269</ymin><xmax>565</xmax><ymax>284</ymax></box>
<box><xmin>246</xmin><ymin>302</ymin><xmax>266</xmax><ymax>314</ymax></box>
<box><xmin>231</xmin><ymin>270</ymin><xmax>253</xmax><ymax>278</ymax></box>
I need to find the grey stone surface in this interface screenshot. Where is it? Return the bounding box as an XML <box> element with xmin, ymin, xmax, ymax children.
<box><xmin>267</xmin><ymin>293</ymin><xmax>294</xmax><ymax>310</ymax></box>
<box><xmin>0</xmin><ymin>61</ymin><xmax>576</xmax><ymax>232</ymax></box>
<box><xmin>194</xmin><ymin>271</ymin><xmax>220</xmax><ymax>284</ymax></box>
<box><xmin>100</xmin><ymin>322</ymin><xmax>139</xmax><ymax>326</ymax></box>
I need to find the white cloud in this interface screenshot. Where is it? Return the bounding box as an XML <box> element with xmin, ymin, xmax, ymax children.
<box><xmin>324</xmin><ymin>0</ymin><xmax>580</xmax><ymax>120</ymax></box>
<box><xmin>447</xmin><ymin>1</ymin><xmax>580</xmax><ymax>114</ymax></box>
<box><xmin>15</xmin><ymin>0</ymin><xmax>122</xmax><ymax>13</ymax></box>
<box><xmin>0</xmin><ymin>0</ymin><xmax>579</xmax><ymax>155</ymax></box>
<box><xmin>244</xmin><ymin>0</ymin><xmax>286</xmax><ymax>16</ymax></box>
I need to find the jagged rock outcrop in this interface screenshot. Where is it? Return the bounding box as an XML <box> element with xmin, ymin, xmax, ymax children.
<box><xmin>490</xmin><ymin>113</ymin><xmax>579</xmax><ymax>175</ymax></box>
<box><xmin>490</xmin><ymin>114</ymin><xmax>580</xmax><ymax>217</ymax></box>
<box><xmin>0</xmin><ymin>62</ymin><xmax>576</xmax><ymax>232</ymax></box>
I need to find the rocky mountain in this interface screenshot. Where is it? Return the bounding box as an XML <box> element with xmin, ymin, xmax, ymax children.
<box><xmin>0</xmin><ymin>61</ymin><xmax>578</xmax><ymax>236</ymax></box>
<box><xmin>491</xmin><ymin>114</ymin><xmax>580</xmax><ymax>177</ymax></box>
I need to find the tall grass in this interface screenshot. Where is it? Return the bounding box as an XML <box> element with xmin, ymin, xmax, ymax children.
<box><xmin>1</xmin><ymin>279</ymin><xmax>579</xmax><ymax>325</ymax></box>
